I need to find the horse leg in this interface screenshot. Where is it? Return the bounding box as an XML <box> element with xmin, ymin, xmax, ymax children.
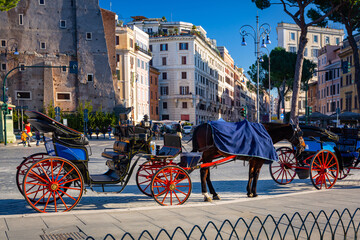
<box><xmin>251</xmin><ymin>160</ymin><xmax>265</xmax><ymax>198</ymax></box>
<box><xmin>200</xmin><ymin>167</ymin><xmax>212</xmax><ymax>202</ymax></box>
<box><xmin>206</xmin><ymin>168</ymin><xmax>220</xmax><ymax>200</ymax></box>
<box><xmin>247</xmin><ymin>160</ymin><xmax>256</xmax><ymax>197</ymax></box>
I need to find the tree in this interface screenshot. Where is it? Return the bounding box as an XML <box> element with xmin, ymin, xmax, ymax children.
<box><xmin>0</xmin><ymin>0</ymin><xmax>20</xmax><ymax>11</ymax></box>
<box><xmin>308</xmin><ymin>0</ymin><xmax>360</xmax><ymax>110</ymax></box>
<box><xmin>252</xmin><ymin>0</ymin><xmax>343</xmax><ymax>122</ymax></box>
<box><xmin>247</xmin><ymin>47</ymin><xmax>316</xmax><ymax>118</ymax></box>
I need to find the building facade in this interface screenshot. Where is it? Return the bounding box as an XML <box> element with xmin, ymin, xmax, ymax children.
<box><xmin>276</xmin><ymin>22</ymin><xmax>344</xmax><ymax>115</ymax></box>
<box><xmin>338</xmin><ymin>33</ymin><xmax>360</xmax><ymax>113</ymax></box>
<box><xmin>0</xmin><ymin>0</ymin><xmax>116</xmax><ymax>113</ymax></box>
<box><xmin>317</xmin><ymin>45</ymin><xmax>341</xmax><ymax>115</ymax></box>
<box><xmin>128</xmin><ymin>17</ymin><xmax>249</xmax><ymax>124</ymax></box>
<box><xmin>149</xmin><ymin>66</ymin><xmax>160</xmax><ymax>120</ymax></box>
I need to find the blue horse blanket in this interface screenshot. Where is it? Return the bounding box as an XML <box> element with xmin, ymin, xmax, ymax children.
<box><xmin>209</xmin><ymin>120</ymin><xmax>278</xmax><ymax>162</ymax></box>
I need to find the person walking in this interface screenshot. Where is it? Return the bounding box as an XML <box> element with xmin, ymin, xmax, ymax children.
<box><xmin>25</xmin><ymin>122</ymin><xmax>32</xmax><ymax>147</ymax></box>
<box><xmin>95</xmin><ymin>127</ymin><xmax>100</xmax><ymax>139</ymax></box>
<box><xmin>107</xmin><ymin>125</ymin><xmax>112</xmax><ymax>139</ymax></box>
<box><xmin>35</xmin><ymin>130</ymin><xmax>41</xmax><ymax>146</ymax></box>
<box><xmin>175</xmin><ymin>121</ymin><xmax>182</xmax><ymax>139</ymax></box>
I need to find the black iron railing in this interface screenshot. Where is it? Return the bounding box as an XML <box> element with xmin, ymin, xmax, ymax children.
<box><xmin>68</xmin><ymin>208</ymin><xmax>360</xmax><ymax>240</ymax></box>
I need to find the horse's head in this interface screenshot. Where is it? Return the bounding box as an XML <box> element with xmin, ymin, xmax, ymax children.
<box><xmin>289</xmin><ymin>119</ymin><xmax>305</xmax><ymax>156</ymax></box>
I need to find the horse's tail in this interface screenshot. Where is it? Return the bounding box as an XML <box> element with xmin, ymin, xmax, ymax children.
<box><xmin>191</xmin><ymin>124</ymin><xmax>200</xmax><ymax>152</ymax></box>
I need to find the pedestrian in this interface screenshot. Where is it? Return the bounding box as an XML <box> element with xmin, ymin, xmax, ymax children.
<box><xmin>175</xmin><ymin>121</ymin><xmax>182</xmax><ymax>139</ymax></box>
<box><xmin>102</xmin><ymin>127</ymin><xmax>107</xmax><ymax>139</ymax></box>
<box><xmin>107</xmin><ymin>125</ymin><xmax>112</xmax><ymax>139</ymax></box>
<box><xmin>88</xmin><ymin>127</ymin><xmax>93</xmax><ymax>139</ymax></box>
<box><xmin>25</xmin><ymin>122</ymin><xmax>32</xmax><ymax>147</ymax></box>
<box><xmin>95</xmin><ymin>127</ymin><xmax>100</xmax><ymax>139</ymax></box>
<box><xmin>20</xmin><ymin>131</ymin><xmax>27</xmax><ymax>147</ymax></box>
<box><xmin>35</xmin><ymin>130</ymin><xmax>41</xmax><ymax>146</ymax></box>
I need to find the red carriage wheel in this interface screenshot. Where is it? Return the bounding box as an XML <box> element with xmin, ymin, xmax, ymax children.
<box><xmin>310</xmin><ymin>150</ymin><xmax>338</xmax><ymax>190</ymax></box>
<box><xmin>16</xmin><ymin>153</ymin><xmax>48</xmax><ymax>196</ymax></box>
<box><xmin>136</xmin><ymin>159</ymin><xmax>171</xmax><ymax>197</ymax></box>
<box><xmin>151</xmin><ymin>166</ymin><xmax>192</xmax><ymax>206</ymax></box>
<box><xmin>269</xmin><ymin>147</ymin><xmax>297</xmax><ymax>185</ymax></box>
<box><xmin>23</xmin><ymin>157</ymin><xmax>84</xmax><ymax>213</ymax></box>
<box><xmin>336</xmin><ymin>168</ymin><xmax>350</xmax><ymax>180</ymax></box>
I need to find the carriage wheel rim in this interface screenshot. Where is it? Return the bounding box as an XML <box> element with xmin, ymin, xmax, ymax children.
<box><xmin>310</xmin><ymin>150</ymin><xmax>338</xmax><ymax>190</ymax></box>
<box><xmin>151</xmin><ymin>166</ymin><xmax>192</xmax><ymax>206</ymax></box>
<box><xmin>23</xmin><ymin>158</ymin><xmax>84</xmax><ymax>213</ymax></box>
<box><xmin>270</xmin><ymin>148</ymin><xmax>296</xmax><ymax>185</ymax></box>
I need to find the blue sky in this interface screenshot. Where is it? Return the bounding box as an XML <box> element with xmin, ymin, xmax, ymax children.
<box><xmin>99</xmin><ymin>0</ymin><xmax>344</xmax><ymax>77</ymax></box>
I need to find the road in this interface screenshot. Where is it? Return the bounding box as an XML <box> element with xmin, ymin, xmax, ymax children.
<box><xmin>0</xmin><ymin>134</ymin><xmax>360</xmax><ymax>216</ymax></box>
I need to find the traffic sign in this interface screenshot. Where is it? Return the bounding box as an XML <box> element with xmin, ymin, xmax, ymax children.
<box><xmin>55</xmin><ymin>115</ymin><xmax>61</xmax><ymax>122</ymax></box>
<box><xmin>84</xmin><ymin>109</ymin><xmax>89</xmax><ymax>122</ymax></box>
<box><xmin>280</xmin><ymin>113</ymin><xmax>284</xmax><ymax>120</ymax></box>
<box><xmin>55</xmin><ymin>106</ymin><xmax>60</xmax><ymax>115</ymax></box>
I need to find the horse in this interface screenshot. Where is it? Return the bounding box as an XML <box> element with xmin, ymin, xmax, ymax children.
<box><xmin>191</xmin><ymin>121</ymin><xmax>305</xmax><ymax>201</ymax></box>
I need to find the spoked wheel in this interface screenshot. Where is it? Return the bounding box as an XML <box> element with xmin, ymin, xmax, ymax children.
<box><xmin>269</xmin><ymin>147</ymin><xmax>297</xmax><ymax>185</ymax></box>
<box><xmin>151</xmin><ymin>166</ymin><xmax>192</xmax><ymax>206</ymax></box>
<box><xmin>310</xmin><ymin>150</ymin><xmax>339</xmax><ymax>190</ymax></box>
<box><xmin>336</xmin><ymin>168</ymin><xmax>351</xmax><ymax>180</ymax></box>
<box><xmin>16</xmin><ymin>153</ymin><xmax>48</xmax><ymax>196</ymax></box>
<box><xmin>136</xmin><ymin>159</ymin><xmax>172</xmax><ymax>197</ymax></box>
<box><xmin>23</xmin><ymin>157</ymin><xmax>84</xmax><ymax>213</ymax></box>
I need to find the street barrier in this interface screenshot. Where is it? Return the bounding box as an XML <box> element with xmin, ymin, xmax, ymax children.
<box><xmin>68</xmin><ymin>208</ymin><xmax>360</xmax><ymax>240</ymax></box>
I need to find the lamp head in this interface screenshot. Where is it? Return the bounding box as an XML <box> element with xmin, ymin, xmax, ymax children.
<box><xmin>259</xmin><ymin>57</ymin><xmax>264</xmax><ymax>63</ymax></box>
<box><xmin>265</xmin><ymin>35</ymin><xmax>271</xmax><ymax>45</ymax></box>
<box><xmin>14</xmin><ymin>48</ymin><xmax>19</xmax><ymax>55</ymax></box>
<box><xmin>261</xmin><ymin>39</ymin><xmax>266</xmax><ymax>48</ymax></box>
<box><xmin>241</xmin><ymin>37</ymin><xmax>247</xmax><ymax>46</ymax></box>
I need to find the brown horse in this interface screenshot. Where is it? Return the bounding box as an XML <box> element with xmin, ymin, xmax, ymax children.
<box><xmin>191</xmin><ymin>122</ymin><xmax>305</xmax><ymax>201</ymax></box>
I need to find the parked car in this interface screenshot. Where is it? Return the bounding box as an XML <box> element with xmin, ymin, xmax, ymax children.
<box><xmin>183</xmin><ymin>125</ymin><xmax>193</xmax><ymax>135</ymax></box>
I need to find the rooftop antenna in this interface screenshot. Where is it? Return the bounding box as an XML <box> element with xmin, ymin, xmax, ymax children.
<box><xmin>110</xmin><ymin>1</ymin><xmax>112</xmax><ymax>11</ymax></box>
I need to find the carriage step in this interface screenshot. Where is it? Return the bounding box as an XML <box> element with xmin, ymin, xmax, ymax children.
<box><xmin>90</xmin><ymin>173</ymin><xmax>120</xmax><ymax>183</ymax></box>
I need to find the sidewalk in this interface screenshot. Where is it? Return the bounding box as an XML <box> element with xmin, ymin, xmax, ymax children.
<box><xmin>2</xmin><ymin>186</ymin><xmax>359</xmax><ymax>240</ymax></box>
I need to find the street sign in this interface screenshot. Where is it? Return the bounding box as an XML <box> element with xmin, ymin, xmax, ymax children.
<box><xmin>55</xmin><ymin>106</ymin><xmax>60</xmax><ymax>122</ymax></box>
<box><xmin>84</xmin><ymin>109</ymin><xmax>89</xmax><ymax>122</ymax></box>
<box><xmin>280</xmin><ymin>113</ymin><xmax>284</xmax><ymax>120</ymax></box>
<box><xmin>69</xmin><ymin>61</ymin><xmax>78</xmax><ymax>74</ymax></box>
<box><xmin>55</xmin><ymin>115</ymin><xmax>61</xmax><ymax>121</ymax></box>
<box><xmin>336</xmin><ymin>107</ymin><xmax>340</xmax><ymax>114</ymax></box>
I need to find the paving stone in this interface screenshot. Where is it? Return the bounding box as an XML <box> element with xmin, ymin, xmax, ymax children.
<box><xmin>5</xmin><ymin>216</ymin><xmax>46</xmax><ymax>231</ymax></box>
<box><xmin>41</xmin><ymin>214</ymin><xmax>85</xmax><ymax>228</ymax></box>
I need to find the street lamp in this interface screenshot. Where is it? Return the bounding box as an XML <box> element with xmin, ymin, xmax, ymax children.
<box><xmin>260</xmin><ymin>46</ymin><xmax>271</xmax><ymax>122</ymax></box>
<box><xmin>240</xmin><ymin>15</ymin><xmax>271</xmax><ymax>123</ymax></box>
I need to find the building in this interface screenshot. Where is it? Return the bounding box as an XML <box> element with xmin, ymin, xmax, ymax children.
<box><xmin>149</xmin><ymin>66</ymin><xmax>160</xmax><ymax>120</ymax></box>
<box><xmin>317</xmin><ymin>45</ymin><xmax>341</xmax><ymax>115</ymax></box>
<box><xmin>0</xmin><ymin>0</ymin><xmax>116</xmax><ymax>113</ymax></box>
<box><xmin>128</xmin><ymin>17</ymin><xmax>244</xmax><ymax>124</ymax></box>
<box><xmin>338</xmin><ymin>33</ymin><xmax>360</xmax><ymax>113</ymax></box>
<box><xmin>115</xmin><ymin>25</ymin><xmax>152</xmax><ymax>123</ymax></box>
<box><xmin>276</xmin><ymin>22</ymin><xmax>344</xmax><ymax>115</ymax></box>
<box><xmin>307</xmin><ymin>81</ymin><xmax>318</xmax><ymax>114</ymax></box>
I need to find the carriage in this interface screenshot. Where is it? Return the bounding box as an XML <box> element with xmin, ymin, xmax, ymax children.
<box><xmin>17</xmin><ymin>111</ymin><xmax>247</xmax><ymax>212</ymax></box>
<box><xmin>269</xmin><ymin>125</ymin><xmax>358</xmax><ymax>189</ymax></box>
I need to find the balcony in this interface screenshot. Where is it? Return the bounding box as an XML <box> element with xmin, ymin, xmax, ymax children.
<box><xmin>135</xmin><ymin>45</ymin><xmax>152</xmax><ymax>57</ymax></box>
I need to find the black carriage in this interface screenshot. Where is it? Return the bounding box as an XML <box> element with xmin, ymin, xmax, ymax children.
<box><xmin>269</xmin><ymin>125</ymin><xmax>341</xmax><ymax>189</ymax></box>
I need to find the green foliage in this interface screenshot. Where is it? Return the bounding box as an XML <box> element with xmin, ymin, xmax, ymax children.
<box><xmin>45</xmin><ymin>101</ymin><xmax>55</xmax><ymax>119</ymax></box>
<box><xmin>251</xmin><ymin>0</ymin><xmax>271</xmax><ymax>9</ymax></box>
<box><xmin>0</xmin><ymin>0</ymin><xmax>20</xmax><ymax>11</ymax></box>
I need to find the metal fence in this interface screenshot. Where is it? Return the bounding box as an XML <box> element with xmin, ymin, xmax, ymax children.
<box><xmin>68</xmin><ymin>208</ymin><xmax>360</xmax><ymax>240</ymax></box>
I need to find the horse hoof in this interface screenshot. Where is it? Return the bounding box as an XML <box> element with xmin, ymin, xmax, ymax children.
<box><xmin>247</xmin><ymin>193</ymin><xmax>254</xmax><ymax>198</ymax></box>
<box><xmin>204</xmin><ymin>196</ymin><xmax>212</xmax><ymax>202</ymax></box>
<box><xmin>213</xmin><ymin>195</ymin><xmax>221</xmax><ymax>200</ymax></box>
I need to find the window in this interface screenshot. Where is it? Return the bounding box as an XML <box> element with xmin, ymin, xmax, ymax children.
<box><xmin>160</xmin><ymin>44</ymin><xmax>168</xmax><ymax>51</ymax></box>
<box><xmin>39</xmin><ymin>0</ymin><xmax>45</xmax><ymax>5</ymax></box>
<box><xmin>87</xmin><ymin>74</ymin><xmax>93</xmax><ymax>82</ymax></box>
<box><xmin>137</xmin><ymin>59</ymin><xmax>140</xmax><ymax>67</ymax></box>
<box><xmin>181</xmin><ymin>56</ymin><xmax>187</xmax><ymax>65</ymax></box>
<box><xmin>40</xmin><ymin>42</ymin><xmax>46</xmax><ymax>49</ymax></box>
<box><xmin>289</xmin><ymin>46</ymin><xmax>296</xmax><ymax>53</ymax></box>
<box><xmin>141</xmin><ymin>61</ymin><xmax>144</xmax><ymax>69</ymax></box>
<box><xmin>182</xmin><ymin>102</ymin><xmax>188</xmax><ymax>108</ymax></box>
<box><xmin>129</xmin><ymin>38</ymin><xmax>133</xmax><ymax>48</ymax></box>
<box><xmin>160</xmin><ymin>86</ymin><xmax>168</xmax><ymax>95</ymax></box>
<box><xmin>180</xmin><ymin>86</ymin><xmax>189</xmax><ymax>95</ymax></box>
<box><xmin>163</xmin><ymin>102</ymin><xmax>167</xmax><ymax>109</ymax></box>
<box><xmin>336</xmin><ymin>38</ymin><xmax>340</xmax><ymax>45</ymax></box>
<box><xmin>19</xmin><ymin>63</ymin><xmax>25</xmax><ymax>71</ymax></box>
<box><xmin>162</xmin><ymin>114</ymin><xmax>169</xmax><ymax>120</ymax></box>
<box><xmin>1</xmin><ymin>40</ymin><xmax>6</xmax><ymax>47</ymax></box>
<box><xmin>19</xmin><ymin>14</ymin><xmax>23</xmax><ymax>25</ymax></box>
<box><xmin>56</xmin><ymin>92</ymin><xmax>71</xmax><ymax>101</ymax></box>
<box><xmin>1</xmin><ymin>63</ymin><xmax>6</xmax><ymax>71</ymax></box>
<box><xmin>312</xmin><ymin>49</ymin><xmax>319</xmax><ymax>57</ymax></box>
<box><xmin>59</xmin><ymin>20</ymin><xmax>66</xmax><ymax>28</ymax></box>
<box><xmin>304</xmin><ymin>48</ymin><xmax>308</xmax><ymax>57</ymax></box>
<box><xmin>116</xmin><ymin>54</ymin><xmax>120</xmax><ymax>63</ymax></box>
<box><xmin>162</xmin><ymin>72</ymin><xmax>167</xmax><ymax>79</ymax></box>
<box><xmin>162</xmin><ymin>57</ymin><xmax>167</xmax><ymax>66</ymax></box>
<box><xmin>313</xmin><ymin>35</ymin><xmax>318</xmax><ymax>43</ymax></box>
<box><xmin>179</xmin><ymin>43</ymin><xmax>188</xmax><ymax>50</ymax></box>
<box><xmin>149</xmin><ymin>45</ymin><xmax>152</xmax><ymax>52</ymax></box>
<box><xmin>86</xmin><ymin>32</ymin><xmax>92</xmax><ymax>40</ymax></box>
<box><xmin>325</xmin><ymin>36</ymin><xmax>330</xmax><ymax>44</ymax></box>
<box><xmin>115</xmin><ymin>36</ymin><xmax>119</xmax><ymax>45</ymax></box>
<box><xmin>156</xmin><ymin>107</ymin><xmax>158</xmax><ymax>115</ymax></box>
<box><xmin>181</xmin><ymin>72</ymin><xmax>187</xmax><ymax>79</ymax></box>
<box><xmin>290</xmin><ymin>32</ymin><xmax>295</xmax><ymax>41</ymax></box>
<box><xmin>16</xmin><ymin>91</ymin><xmax>31</xmax><ymax>100</ymax></box>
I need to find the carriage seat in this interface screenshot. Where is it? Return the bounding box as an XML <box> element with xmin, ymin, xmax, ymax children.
<box><xmin>101</xmin><ymin>141</ymin><xmax>129</xmax><ymax>160</ymax></box>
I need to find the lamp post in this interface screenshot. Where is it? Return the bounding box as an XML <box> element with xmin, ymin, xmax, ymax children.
<box><xmin>260</xmin><ymin>46</ymin><xmax>271</xmax><ymax>122</ymax></box>
<box><xmin>240</xmin><ymin>15</ymin><xmax>271</xmax><ymax>123</ymax></box>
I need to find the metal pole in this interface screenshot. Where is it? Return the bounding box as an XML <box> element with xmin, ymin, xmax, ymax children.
<box><xmin>256</xmin><ymin>15</ymin><xmax>260</xmax><ymax>123</ymax></box>
<box><xmin>21</xmin><ymin>108</ymin><xmax>23</xmax><ymax>131</ymax></box>
<box><xmin>17</xmin><ymin>99</ymin><xmax>20</xmax><ymax>130</ymax></box>
<box><xmin>268</xmin><ymin>54</ymin><xmax>271</xmax><ymax>122</ymax></box>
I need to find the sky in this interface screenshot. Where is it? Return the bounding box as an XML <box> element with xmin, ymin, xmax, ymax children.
<box><xmin>99</xmin><ymin>0</ymin><xmax>344</xmax><ymax>77</ymax></box>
